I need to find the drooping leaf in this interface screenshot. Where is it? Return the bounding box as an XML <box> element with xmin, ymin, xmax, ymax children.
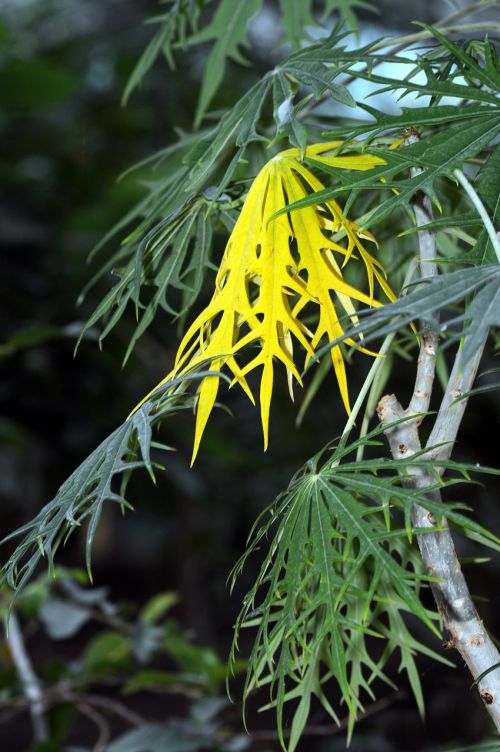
<box><xmin>135</xmin><ymin>142</ymin><xmax>393</xmax><ymax>462</ymax></box>
<box><xmin>230</xmin><ymin>449</ymin><xmax>440</xmax><ymax>747</ymax></box>
<box><xmin>230</xmin><ymin>429</ymin><xmax>500</xmax><ymax>748</ymax></box>
<box><xmin>188</xmin><ymin>0</ymin><xmax>262</xmax><ymax>126</ymax></box>
<box><xmin>122</xmin><ymin>0</ymin><xmax>208</xmax><ymax>105</ymax></box>
<box><xmin>0</xmin><ymin>370</ymin><xmax>220</xmax><ymax>601</ymax></box>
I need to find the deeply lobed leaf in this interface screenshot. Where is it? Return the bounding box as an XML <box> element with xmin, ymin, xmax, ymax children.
<box><xmin>0</xmin><ymin>371</ymin><xmax>217</xmax><ymax>602</ymax></box>
<box><xmin>136</xmin><ymin>142</ymin><xmax>394</xmax><ymax>461</ymax></box>
<box><xmin>230</xmin><ymin>431</ymin><xmax>500</xmax><ymax>748</ymax></box>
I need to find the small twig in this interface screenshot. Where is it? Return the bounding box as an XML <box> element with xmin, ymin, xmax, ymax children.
<box><xmin>371</xmin><ymin>21</ymin><xmax>500</xmax><ymax>52</ymax></box>
<box><xmin>454</xmin><ymin>169</ymin><xmax>500</xmax><ymax>263</ymax></box>
<box><xmin>77</xmin><ymin>701</ymin><xmax>111</xmax><ymax>752</ymax></box>
<box><xmin>5</xmin><ymin>613</ymin><xmax>48</xmax><ymax>743</ymax></box>
<box><xmin>80</xmin><ymin>693</ymin><xmax>145</xmax><ymax>727</ymax></box>
<box><xmin>339</xmin><ymin>329</ymin><xmax>397</xmax><ymax>443</ymax></box>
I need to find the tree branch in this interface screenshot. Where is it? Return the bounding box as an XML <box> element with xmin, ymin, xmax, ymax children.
<box><xmin>5</xmin><ymin>613</ymin><xmax>48</xmax><ymax>743</ymax></box>
<box><xmin>426</xmin><ymin>332</ymin><xmax>488</xmax><ymax>463</ymax></box>
<box><xmin>377</xmin><ymin>151</ymin><xmax>500</xmax><ymax>731</ymax></box>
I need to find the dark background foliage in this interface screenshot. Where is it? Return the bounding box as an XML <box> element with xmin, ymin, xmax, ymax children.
<box><xmin>1</xmin><ymin>1</ymin><xmax>499</xmax><ymax>750</ymax></box>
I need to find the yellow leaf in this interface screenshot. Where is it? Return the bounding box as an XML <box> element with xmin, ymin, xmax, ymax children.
<box><xmin>133</xmin><ymin>141</ymin><xmax>396</xmax><ymax>460</ymax></box>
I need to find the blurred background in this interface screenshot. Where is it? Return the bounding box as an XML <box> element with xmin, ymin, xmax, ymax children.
<box><xmin>0</xmin><ymin>1</ymin><xmax>499</xmax><ymax>750</ymax></box>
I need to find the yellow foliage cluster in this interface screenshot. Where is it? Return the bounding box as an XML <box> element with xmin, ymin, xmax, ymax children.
<box><xmin>141</xmin><ymin>142</ymin><xmax>395</xmax><ymax>462</ymax></box>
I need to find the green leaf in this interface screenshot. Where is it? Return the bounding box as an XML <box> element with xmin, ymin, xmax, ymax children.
<box><xmin>186</xmin><ymin>76</ymin><xmax>271</xmax><ymax>188</ymax></box>
<box><xmin>284</xmin><ymin>59</ymin><xmax>356</xmax><ymax>106</ymax></box>
<box><xmin>416</xmin><ymin>23</ymin><xmax>500</xmax><ymax>92</ymax></box>
<box><xmin>460</xmin><ymin>274</ymin><xmax>500</xmax><ymax>363</ymax></box>
<box><xmin>84</xmin><ymin>631</ymin><xmax>131</xmax><ymax>673</ymax></box>
<box><xmin>0</xmin><ymin>370</ymin><xmax>218</xmax><ymax>601</ymax></box>
<box><xmin>278</xmin><ymin>113</ymin><xmax>500</xmax><ymax>229</ymax></box>
<box><xmin>230</xmin><ymin>445</ymin><xmax>442</xmax><ymax>746</ymax></box>
<box><xmin>309</xmin><ymin>265</ymin><xmax>500</xmax><ymax>366</ymax></box>
<box><xmin>122</xmin><ymin>1</ymin><xmax>205</xmax><ymax>105</ymax></box>
<box><xmin>323</xmin><ymin>0</ymin><xmax>377</xmax><ymax>32</ymax></box>
<box><xmin>278</xmin><ymin>0</ymin><xmax>316</xmax><ymax>48</ymax></box>
<box><xmin>80</xmin><ymin>193</ymin><xmax>230</xmax><ymax>359</ymax></box>
<box><xmin>190</xmin><ymin>0</ymin><xmax>262</xmax><ymax>126</ymax></box>
<box><xmin>398</xmin><ymin>211</ymin><xmax>480</xmax><ymax>237</ymax></box>
<box><xmin>123</xmin><ymin>670</ymin><xmax>192</xmax><ymax>694</ymax></box>
<box><xmin>231</xmin><ymin>424</ymin><xmax>500</xmax><ymax>747</ymax></box>
<box><xmin>348</xmin><ymin>60</ymin><xmax>500</xmax><ymax>106</ymax></box>
<box><xmin>140</xmin><ymin>592</ymin><xmax>180</xmax><ymax>623</ymax></box>
<box><xmin>326</xmin><ymin>103</ymin><xmax>496</xmax><ymax>139</ymax></box>
<box><xmin>272</xmin><ymin>71</ymin><xmax>308</xmax><ymax>152</ymax></box>
<box><xmin>469</xmin><ymin>143</ymin><xmax>500</xmax><ymax>265</ymax></box>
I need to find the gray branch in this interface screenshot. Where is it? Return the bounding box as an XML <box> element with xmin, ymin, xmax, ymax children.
<box><xmin>5</xmin><ymin>613</ymin><xmax>48</xmax><ymax>743</ymax></box>
<box><xmin>426</xmin><ymin>332</ymin><xmax>488</xmax><ymax>463</ymax></box>
<box><xmin>378</xmin><ymin>394</ymin><xmax>500</xmax><ymax>729</ymax></box>
<box><xmin>377</xmin><ymin>151</ymin><xmax>500</xmax><ymax>730</ymax></box>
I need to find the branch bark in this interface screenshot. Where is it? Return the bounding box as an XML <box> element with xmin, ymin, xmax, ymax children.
<box><xmin>377</xmin><ymin>156</ymin><xmax>500</xmax><ymax>731</ymax></box>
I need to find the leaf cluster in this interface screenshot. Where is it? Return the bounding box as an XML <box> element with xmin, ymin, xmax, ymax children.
<box><xmin>123</xmin><ymin>0</ymin><xmax>375</xmax><ymax>113</ymax></box>
<box><xmin>310</xmin><ymin>264</ymin><xmax>500</xmax><ymax>369</ymax></box>
<box><xmin>1</xmin><ymin>572</ymin><xmax>241</xmax><ymax>751</ymax></box>
<box><xmin>86</xmin><ymin>25</ymin><xmax>499</xmax><ymax>366</ymax></box>
<box><xmin>4</xmin><ymin>5</ymin><xmax>500</xmax><ymax>749</ymax></box>
<box><xmin>1</xmin><ymin>370</ymin><xmax>220</xmax><ymax>602</ymax></box>
<box><xmin>83</xmin><ymin>27</ymin><xmax>369</xmax><ymax>354</ymax></box>
<box><xmin>230</xmin><ymin>426</ymin><xmax>500</xmax><ymax>749</ymax></box>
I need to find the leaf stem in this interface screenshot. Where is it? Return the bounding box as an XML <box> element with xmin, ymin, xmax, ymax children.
<box><xmin>372</xmin><ymin>21</ymin><xmax>500</xmax><ymax>51</ymax></box>
<box><xmin>340</xmin><ymin>256</ymin><xmax>419</xmax><ymax>448</ymax></box>
<box><xmin>340</xmin><ymin>332</ymin><xmax>396</xmax><ymax>441</ymax></box>
<box><xmin>454</xmin><ymin>168</ymin><xmax>500</xmax><ymax>264</ymax></box>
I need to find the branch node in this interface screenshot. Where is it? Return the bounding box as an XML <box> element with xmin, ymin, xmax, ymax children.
<box><xmin>469</xmin><ymin>634</ymin><xmax>486</xmax><ymax>648</ymax></box>
<box><xmin>481</xmin><ymin>690</ymin><xmax>494</xmax><ymax>706</ymax></box>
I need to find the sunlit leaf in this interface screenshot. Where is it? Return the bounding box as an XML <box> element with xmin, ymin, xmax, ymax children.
<box><xmin>135</xmin><ymin>142</ymin><xmax>394</xmax><ymax>462</ymax></box>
